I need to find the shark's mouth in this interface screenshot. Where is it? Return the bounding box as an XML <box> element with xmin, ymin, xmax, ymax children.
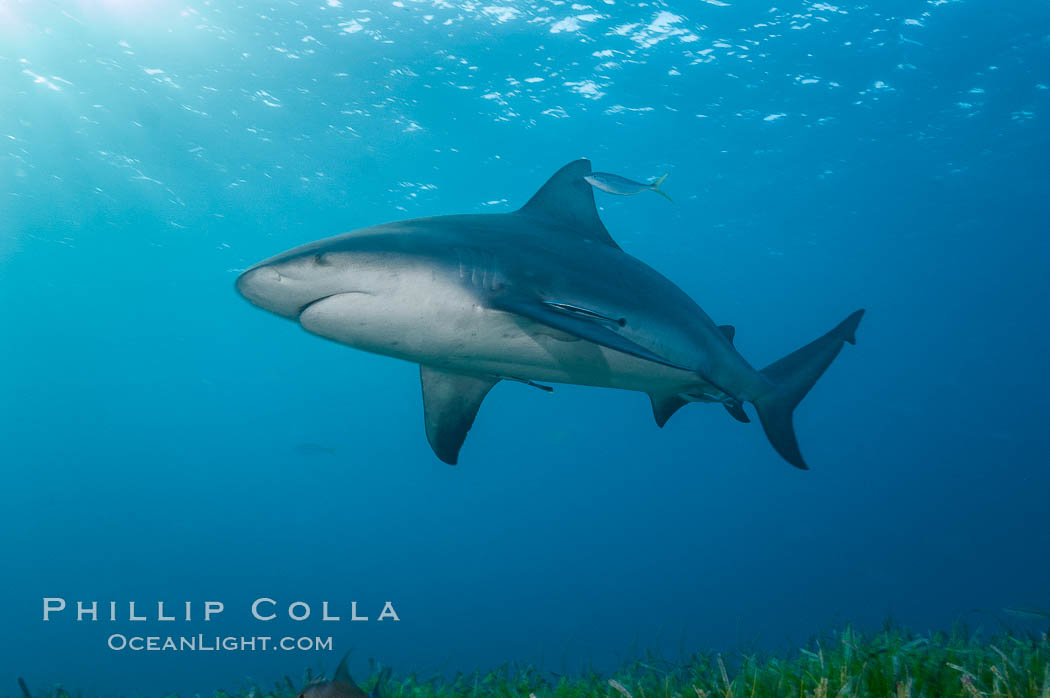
<box><xmin>297</xmin><ymin>290</ymin><xmax>375</xmax><ymax>321</ymax></box>
<box><xmin>297</xmin><ymin>293</ymin><xmax>342</xmax><ymax>319</ymax></box>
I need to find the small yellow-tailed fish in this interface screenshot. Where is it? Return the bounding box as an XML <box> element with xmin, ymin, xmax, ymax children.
<box><xmin>584</xmin><ymin>171</ymin><xmax>672</xmax><ymax>202</ymax></box>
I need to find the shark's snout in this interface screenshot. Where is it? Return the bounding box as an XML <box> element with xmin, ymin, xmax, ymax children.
<box><xmin>236</xmin><ymin>265</ymin><xmax>278</xmax><ymax>302</ymax></box>
<box><xmin>237</xmin><ymin>264</ymin><xmax>281</xmax><ymax>290</ymax></box>
<box><xmin>236</xmin><ymin>264</ymin><xmax>304</xmax><ymax>319</ymax></box>
<box><xmin>237</xmin><ymin>248</ymin><xmax>360</xmax><ymax>320</ymax></box>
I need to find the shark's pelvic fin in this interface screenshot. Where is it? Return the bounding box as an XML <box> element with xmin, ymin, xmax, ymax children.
<box><xmin>492</xmin><ymin>295</ymin><xmax>691</xmax><ymax>371</ymax></box>
<box><xmin>518</xmin><ymin>159</ymin><xmax>621</xmax><ymax>249</ymax></box>
<box><xmin>652</xmin><ymin>391</ymin><xmax>749</xmax><ymax>427</ymax></box>
<box><xmin>649</xmin><ymin>392</ymin><xmax>688</xmax><ymax>428</ymax></box>
<box><xmin>753</xmin><ymin>309</ymin><xmax>865</xmax><ymax>469</ymax></box>
<box><xmin>718</xmin><ymin>325</ymin><xmax>736</xmax><ymax>343</ymax></box>
<box><xmin>420</xmin><ymin>366</ymin><xmax>499</xmax><ymax>465</ymax></box>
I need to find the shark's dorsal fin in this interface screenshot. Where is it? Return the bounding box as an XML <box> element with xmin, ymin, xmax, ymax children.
<box><xmin>420</xmin><ymin>366</ymin><xmax>499</xmax><ymax>465</ymax></box>
<box><xmin>518</xmin><ymin>159</ymin><xmax>620</xmax><ymax>249</ymax></box>
<box><xmin>719</xmin><ymin>325</ymin><xmax>736</xmax><ymax>344</ymax></box>
<box><xmin>334</xmin><ymin>652</ymin><xmax>355</xmax><ymax>685</ymax></box>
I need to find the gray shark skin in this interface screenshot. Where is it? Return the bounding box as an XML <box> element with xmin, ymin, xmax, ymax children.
<box><xmin>237</xmin><ymin>159</ymin><xmax>864</xmax><ymax>468</ymax></box>
<box><xmin>298</xmin><ymin>653</ymin><xmax>385</xmax><ymax>698</ymax></box>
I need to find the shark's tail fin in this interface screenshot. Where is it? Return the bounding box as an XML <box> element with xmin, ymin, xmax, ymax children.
<box><xmin>752</xmin><ymin>310</ymin><xmax>864</xmax><ymax>469</ymax></box>
<box><xmin>370</xmin><ymin>666</ymin><xmax>393</xmax><ymax>698</ymax></box>
<box><xmin>650</xmin><ymin>173</ymin><xmax>673</xmax><ymax>203</ymax></box>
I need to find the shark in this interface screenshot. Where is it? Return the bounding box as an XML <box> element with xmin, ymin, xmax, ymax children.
<box><xmin>297</xmin><ymin>653</ymin><xmax>387</xmax><ymax>698</ymax></box>
<box><xmin>236</xmin><ymin>159</ymin><xmax>864</xmax><ymax>468</ymax></box>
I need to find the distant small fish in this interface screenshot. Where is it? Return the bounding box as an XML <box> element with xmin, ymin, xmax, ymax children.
<box><xmin>299</xmin><ymin>653</ymin><xmax>385</xmax><ymax>698</ymax></box>
<box><xmin>1003</xmin><ymin>606</ymin><xmax>1050</xmax><ymax>620</ymax></box>
<box><xmin>584</xmin><ymin>172</ymin><xmax>672</xmax><ymax>202</ymax></box>
<box><xmin>608</xmin><ymin>679</ymin><xmax>634</xmax><ymax>698</ymax></box>
<box><xmin>17</xmin><ymin>678</ymin><xmax>31</xmax><ymax>698</ymax></box>
<box><xmin>295</xmin><ymin>443</ymin><xmax>338</xmax><ymax>457</ymax></box>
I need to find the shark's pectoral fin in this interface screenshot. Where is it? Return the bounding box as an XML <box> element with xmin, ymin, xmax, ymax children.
<box><xmin>420</xmin><ymin>366</ymin><xmax>499</xmax><ymax>465</ymax></box>
<box><xmin>492</xmin><ymin>295</ymin><xmax>691</xmax><ymax>371</ymax></box>
<box><xmin>649</xmin><ymin>392</ymin><xmax>688</xmax><ymax>428</ymax></box>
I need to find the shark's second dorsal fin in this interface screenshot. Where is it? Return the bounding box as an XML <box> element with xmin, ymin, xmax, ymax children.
<box><xmin>518</xmin><ymin>159</ymin><xmax>620</xmax><ymax>249</ymax></box>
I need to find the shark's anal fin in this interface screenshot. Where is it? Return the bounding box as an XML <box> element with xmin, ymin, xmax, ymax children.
<box><xmin>517</xmin><ymin>159</ymin><xmax>621</xmax><ymax>249</ymax></box>
<box><xmin>649</xmin><ymin>393</ymin><xmax>688</xmax><ymax>428</ymax></box>
<box><xmin>420</xmin><ymin>366</ymin><xmax>499</xmax><ymax>465</ymax></box>
<box><xmin>651</xmin><ymin>393</ymin><xmax>749</xmax><ymax>427</ymax></box>
<box><xmin>723</xmin><ymin>398</ymin><xmax>750</xmax><ymax>423</ymax></box>
<box><xmin>492</xmin><ymin>295</ymin><xmax>692</xmax><ymax>371</ymax></box>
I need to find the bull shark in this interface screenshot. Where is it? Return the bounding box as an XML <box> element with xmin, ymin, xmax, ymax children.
<box><xmin>237</xmin><ymin>159</ymin><xmax>863</xmax><ymax>468</ymax></box>
<box><xmin>298</xmin><ymin>653</ymin><xmax>386</xmax><ymax>698</ymax></box>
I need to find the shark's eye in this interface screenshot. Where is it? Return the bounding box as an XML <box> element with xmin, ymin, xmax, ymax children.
<box><xmin>314</xmin><ymin>253</ymin><xmax>331</xmax><ymax>266</ymax></box>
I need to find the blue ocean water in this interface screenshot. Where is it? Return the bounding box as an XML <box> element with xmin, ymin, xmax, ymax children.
<box><xmin>2</xmin><ymin>0</ymin><xmax>1049</xmax><ymax>694</ymax></box>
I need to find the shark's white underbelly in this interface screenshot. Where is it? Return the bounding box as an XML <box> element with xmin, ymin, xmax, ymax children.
<box><xmin>298</xmin><ymin>286</ymin><xmax>695</xmax><ymax>394</ymax></box>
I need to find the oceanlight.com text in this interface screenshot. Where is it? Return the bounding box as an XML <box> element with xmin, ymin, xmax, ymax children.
<box><xmin>107</xmin><ymin>634</ymin><xmax>334</xmax><ymax>652</ymax></box>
